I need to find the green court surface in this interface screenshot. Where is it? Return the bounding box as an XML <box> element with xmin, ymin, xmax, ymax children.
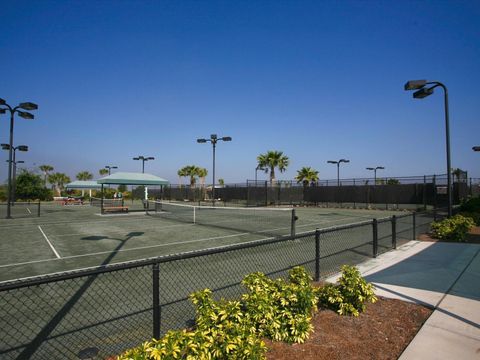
<box><xmin>0</xmin><ymin>201</ymin><xmax>405</xmax><ymax>282</ymax></box>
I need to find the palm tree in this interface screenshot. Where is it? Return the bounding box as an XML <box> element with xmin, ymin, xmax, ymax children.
<box><xmin>178</xmin><ymin>165</ymin><xmax>201</xmax><ymax>187</ymax></box>
<box><xmin>48</xmin><ymin>172</ymin><xmax>71</xmax><ymax>196</ymax></box>
<box><xmin>177</xmin><ymin>168</ymin><xmax>187</xmax><ymax>186</ymax></box>
<box><xmin>39</xmin><ymin>164</ymin><xmax>54</xmax><ymax>188</ymax></box>
<box><xmin>99</xmin><ymin>168</ymin><xmax>109</xmax><ymax>176</ymax></box>
<box><xmin>257</xmin><ymin>150</ymin><xmax>290</xmax><ymax>183</ymax></box>
<box><xmin>76</xmin><ymin>171</ymin><xmax>93</xmax><ymax>196</ymax></box>
<box><xmin>198</xmin><ymin>167</ymin><xmax>208</xmax><ymax>188</ymax></box>
<box><xmin>295</xmin><ymin>167</ymin><xmax>319</xmax><ymax>188</ymax></box>
<box><xmin>76</xmin><ymin>171</ymin><xmax>93</xmax><ymax>181</ymax></box>
<box><xmin>452</xmin><ymin>168</ymin><xmax>465</xmax><ymax>183</ymax></box>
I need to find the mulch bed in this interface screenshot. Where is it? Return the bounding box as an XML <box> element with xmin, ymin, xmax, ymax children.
<box><xmin>265</xmin><ymin>297</ymin><xmax>432</xmax><ymax>360</ymax></box>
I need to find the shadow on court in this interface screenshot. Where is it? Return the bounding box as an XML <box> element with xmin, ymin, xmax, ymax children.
<box><xmin>17</xmin><ymin>231</ymin><xmax>144</xmax><ymax>360</ymax></box>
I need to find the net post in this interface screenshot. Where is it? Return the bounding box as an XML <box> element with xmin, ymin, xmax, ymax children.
<box><xmin>152</xmin><ymin>262</ymin><xmax>161</xmax><ymax>339</ymax></box>
<box><xmin>392</xmin><ymin>215</ymin><xmax>397</xmax><ymax>249</ymax></box>
<box><xmin>193</xmin><ymin>206</ymin><xmax>196</xmax><ymax>224</ymax></box>
<box><xmin>372</xmin><ymin>219</ymin><xmax>378</xmax><ymax>258</ymax></box>
<box><xmin>315</xmin><ymin>229</ymin><xmax>320</xmax><ymax>282</ymax></box>
<box><xmin>290</xmin><ymin>208</ymin><xmax>296</xmax><ymax>236</ymax></box>
<box><xmin>37</xmin><ymin>201</ymin><xmax>41</xmax><ymax>217</ymax></box>
<box><xmin>412</xmin><ymin>212</ymin><xmax>416</xmax><ymax>240</ymax></box>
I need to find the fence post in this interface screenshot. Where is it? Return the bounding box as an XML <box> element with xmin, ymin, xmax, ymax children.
<box><xmin>412</xmin><ymin>212</ymin><xmax>416</xmax><ymax>240</ymax></box>
<box><xmin>423</xmin><ymin>175</ymin><xmax>427</xmax><ymax>210</ymax></box>
<box><xmin>392</xmin><ymin>215</ymin><xmax>397</xmax><ymax>249</ymax></box>
<box><xmin>372</xmin><ymin>219</ymin><xmax>378</xmax><ymax>258</ymax></box>
<box><xmin>153</xmin><ymin>263</ymin><xmax>161</xmax><ymax>339</ymax></box>
<box><xmin>315</xmin><ymin>229</ymin><xmax>320</xmax><ymax>282</ymax></box>
<box><xmin>37</xmin><ymin>201</ymin><xmax>41</xmax><ymax>217</ymax></box>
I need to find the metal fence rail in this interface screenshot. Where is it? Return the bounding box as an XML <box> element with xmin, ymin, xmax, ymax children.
<box><xmin>0</xmin><ymin>210</ymin><xmax>439</xmax><ymax>359</ymax></box>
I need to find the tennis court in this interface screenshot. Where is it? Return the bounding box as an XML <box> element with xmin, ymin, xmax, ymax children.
<box><xmin>0</xmin><ymin>201</ymin><xmax>405</xmax><ymax>283</ymax></box>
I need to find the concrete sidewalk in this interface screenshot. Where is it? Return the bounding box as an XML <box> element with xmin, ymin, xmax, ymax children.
<box><xmin>328</xmin><ymin>240</ymin><xmax>480</xmax><ymax>360</ymax></box>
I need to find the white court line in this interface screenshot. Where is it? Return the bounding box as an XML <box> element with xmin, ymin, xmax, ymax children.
<box><xmin>26</xmin><ymin>207</ymin><xmax>32</xmax><ymax>214</ymax></box>
<box><xmin>0</xmin><ymin>231</ymin><xmax>254</xmax><ymax>269</ymax></box>
<box><xmin>38</xmin><ymin>226</ymin><xmax>61</xmax><ymax>259</ymax></box>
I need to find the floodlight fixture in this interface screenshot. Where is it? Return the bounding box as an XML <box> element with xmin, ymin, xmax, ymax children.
<box><xmin>327</xmin><ymin>158</ymin><xmax>350</xmax><ymax>186</ymax></box>
<box><xmin>404</xmin><ymin>79</ymin><xmax>452</xmax><ymax>216</ymax></box>
<box><xmin>18</xmin><ymin>145</ymin><xmax>28</xmax><ymax>152</ymax></box>
<box><xmin>0</xmin><ymin>98</ymin><xmax>38</xmax><ymax>218</ymax></box>
<box><xmin>196</xmin><ymin>133</ymin><xmax>232</xmax><ymax>205</ymax></box>
<box><xmin>404</xmin><ymin>80</ymin><xmax>427</xmax><ymax>91</ymax></box>
<box><xmin>17</xmin><ymin>111</ymin><xmax>34</xmax><ymax>120</ymax></box>
<box><xmin>473</xmin><ymin>146</ymin><xmax>480</xmax><ymax>152</ymax></box>
<box><xmin>1</xmin><ymin>143</ymin><xmax>10</xmax><ymax>150</ymax></box>
<box><xmin>413</xmin><ymin>87</ymin><xmax>435</xmax><ymax>99</ymax></box>
<box><xmin>105</xmin><ymin>165</ymin><xmax>118</xmax><ymax>175</ymax></box>
<box><xmin>133</xmin><ymin>156</ymin><xmax>154</xmax><ymax>173</ymax></box>
<box><xmin>366</xmin><ymin>166</ymin><xmax>385</xmax><ymax>184</ymax></box>
<box><xmin>18</xmin><ymin>102</ymin><xmax>38</xmax><ymax>111</ymax></box>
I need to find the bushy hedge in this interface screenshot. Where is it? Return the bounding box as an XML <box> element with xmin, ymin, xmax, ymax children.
<box><xmin>459</xmin><ymin>196</ymin><xmax>480</xmax><ymax>225</ymax></box>
<box><xmin>117</xmin><ymin>266</ymin><xmax>318</xmax><ymax>360</ymax></box>
<box><xmin>317</xmin><ymin>265</ymin><xmax>377</xmax><ymax>316</ymax></box>
<box><xmin>431</xmin><ymin>214</ymin><xmax>475</xmax><ymax>242</ymax></box>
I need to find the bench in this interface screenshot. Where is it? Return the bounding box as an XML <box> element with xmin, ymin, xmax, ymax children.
<box><xmin>103</xmin><ymin>206</ymin><xmax>129</xmax><ymax>213</ymax></box>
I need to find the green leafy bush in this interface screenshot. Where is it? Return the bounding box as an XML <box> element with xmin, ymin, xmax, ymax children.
<box><xmin>460</xmin><ymin>196</ymin><xmax>480</xmax><ymax>213</ymax></box>
<box><xmin>431</xmin><ymin>214</ymin><xmax>475</xmax><ymax>241</ymax></box>
<box><xmin>117</xmin><ymin>267</ymin><xmax>318</xmax><ymax>359</ymax></box>
<box><xmin>241</xmin><ymin>266</ymin><xmax>318</xmax><ymax>343</ymax></box>
<box><xmin>317</xmin><ymin>265</ymin><xmax>377</xmax><ymax>316</ymax></box>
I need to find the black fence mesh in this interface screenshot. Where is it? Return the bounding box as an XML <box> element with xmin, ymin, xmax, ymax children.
<box><xmin>0</xmin><ymin>210</ymin><xmax>437</xmax><ymax>359</ymax></box>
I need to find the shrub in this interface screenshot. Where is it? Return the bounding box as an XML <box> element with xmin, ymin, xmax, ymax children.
<box><xmin>459</xmin><ymin>196</ymin><xmax>480</xmax><ymax>213</ymax></box>
<box><xmin>241</xmin><ymin>266</ymin><xmax>318</xmax><ymax>343</ymax></box>
<box><xmin>117</xmin><ymin>266</ymin><xmax>320</xmax><ymax>359</ymax></box>
<box><xmin>317</xmin><ymin>265</ymin><xmax>377</xmax><ymax>316</ymax></box>
<box><xmin>458</xmin><ymin>211</ymin><xmax>480</xmax><ymax>226</ymax></box>
<box><xmin>430</xmin><ymin>214</ymin><xmax>475</xmax><ymax>242</ymax></box>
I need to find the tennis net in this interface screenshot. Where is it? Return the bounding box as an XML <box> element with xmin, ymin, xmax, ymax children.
<box><xmin>90</xmin><ymin>197</ymin><xmax>124</xmax><ymax>207</ymax></box>
<box><xmin>147</xmin><ymin>201</ymin><xmax>296</xmax><ymax>238</ymax></box>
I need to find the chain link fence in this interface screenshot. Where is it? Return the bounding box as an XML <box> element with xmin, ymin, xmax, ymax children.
<box><xmin>0</xmin><ymin>209</ymin><xmax>439</xmax><ymax>359</ymax></box>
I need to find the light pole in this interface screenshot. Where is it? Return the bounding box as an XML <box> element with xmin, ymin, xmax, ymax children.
<box><xmin>197</xmin><ymin>134</ymin><xmax>232</xmax><ymax>206</ymax></box>
<box><xmin>0</xmin><ymin>98</ymin><xmax>37</xmax><ymax>219</ymax></box>
<box><xmin>404</xmin><ymin>80</ymin><xmax>452</xmax><ymax>217</ymax></box>
<box><xmin>2</xmin><ymin>144</ymin><xmax>28</xmax><ymax>204</ymax></box>
<box><xmin>366</xmin><ymin>166</ymin><xmax>385</xmax><ymax>184</ymax></box>
<box><xmin>105</xmin><ymin>165</ymin><xmax>118</xmax><ymax>175</ymax></box>
<box><xmin>133</xmin><ymin>156</ymin><xmax>154</xmax><ymax>173</ymax></box>
<box><xmin>327</xmin><ymin>159</ymin><xmax>350</xmax><ymax>186</ymax></box>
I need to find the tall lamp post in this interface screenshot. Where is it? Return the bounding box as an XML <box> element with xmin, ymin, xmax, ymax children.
<box><xmin>2</xmin><ymin>144</ymin><xmax>28</xmax><ymax>204</ymax></box>
<box><xmin>327</xmin><ymin>159</ymin><xmax>350</xmax><ymax>186</ymax></box>
<box><xmin>0</xmin><ymin>98</ymin><xmax>37</xmax><ymax>219</ymax></box>
<box><xmin>105</xmin><ymin>165</ymin><xmax>118</xmax><ymax>175</ymax></box>
<box><xmin>404</xmin><ymin>80</ymin><xmax>452</xmax><ymax>217</ymax></box>
<box><xmin>133</xmin><ymin>156</ymin><xmax>154</xmax><ymax>173</ymax></box>
<box><xmin>366</xmin><ymin>166</ymin><xmax>385</xmax><ymax>184</ymax></box>
<box><xmin>197</xmin><ymin>134</ymin><xmax>232</xmax><ymax>206</ymax></box>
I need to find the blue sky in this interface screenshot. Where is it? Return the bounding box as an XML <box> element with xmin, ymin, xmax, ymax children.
<box><xmin>1</xmin><ymin>0</ymin><xmax>479</xmax><ymax>184</ymax></box>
